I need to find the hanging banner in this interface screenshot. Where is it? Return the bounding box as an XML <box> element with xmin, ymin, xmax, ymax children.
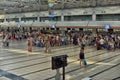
<box><xmin>48</xmin><ymin>3</ymin><xmax>54</xmax><ymax>8</ymax></box>
<box><xmin>48</xmin><ymin>10</ymin><xmax>54</xmax><ymax>18</ymax></box>
<box><xmin>48</xmin><ymin>0</ymin><xmax>55</xmax><ymax>18</ymax></box>
<box><xmin>48</xmin><ymin>0</ymin><xmax>55</xmax><ymax>8</ymax></box>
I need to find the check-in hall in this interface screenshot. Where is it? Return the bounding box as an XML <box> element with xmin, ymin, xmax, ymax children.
<box><xmin>0</xmin><ymin>0</ymin><xmax>120</xmax><ymax>80</ymax></box>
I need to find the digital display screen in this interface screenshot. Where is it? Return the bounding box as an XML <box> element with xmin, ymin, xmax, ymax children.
<box><xmin>104</xmin><ymin>25</ymin><xmax>110</xmax><ymax>29</ymax></box>
<box><xmin>51</xmin><ymin>24</ymin><xmax>55</xmax><ymax>28</ymax></box>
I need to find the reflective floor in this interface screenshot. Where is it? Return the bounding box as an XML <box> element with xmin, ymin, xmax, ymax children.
<box><xmin>0</xmin><ymin>38</ymin><xmax>120</xmax><ymax>80</ymax></box>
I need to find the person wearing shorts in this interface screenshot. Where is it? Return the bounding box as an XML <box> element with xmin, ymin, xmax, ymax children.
<box><xmin>79</xmin><ymin>47</ymin><xmax>85</xmax><ymax>67</ymax></box>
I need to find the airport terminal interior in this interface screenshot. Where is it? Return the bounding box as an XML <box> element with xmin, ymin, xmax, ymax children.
<box><xmin>0</xmin><ymin>0</ymin><xmax>120</xmax><ymax>80</ymax></box>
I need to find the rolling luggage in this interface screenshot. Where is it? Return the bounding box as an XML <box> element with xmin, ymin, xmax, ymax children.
<box><xmin>83</xmin><ymin>59</ymin><xmax>87</xmax><ymax>65</ymax></box>
<box><xmin>6</xmin><ymin>42</ymin><xmax>9</xmax><ymax>47</ymax></box>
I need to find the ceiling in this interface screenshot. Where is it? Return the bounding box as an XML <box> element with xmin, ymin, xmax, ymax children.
<box><xmin>0</xmin><ymin>0</ymin><xmax>120</xmax><ymax>14</ymax></box>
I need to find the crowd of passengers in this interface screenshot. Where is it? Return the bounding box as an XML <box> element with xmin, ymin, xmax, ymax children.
<box><xmin>2</xmin><ymin>31</ymin><xmax>120</xmax><ymax>51</ymax></box>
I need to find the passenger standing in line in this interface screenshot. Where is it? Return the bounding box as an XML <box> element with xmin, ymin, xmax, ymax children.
<box><xmin>77</xmin><ymin>35</ymin><xmax>81</xmax><ymax>47</ymax></box>
<box><xmin>27</xmin><ymin>38</ymin><xmax>32</xmax><ymax>52</ymax></box>
<box><xmin>2</xmin><ymin>31</ymin><xmax>5</xmax><ymax>39</ymax></box>
<box><xmin>73</xmin><ymin>34</ymin><xmax>78</xmax><ymax>45</ymax></box>
<box><xmin>117</xmin><ymin>35</ymin><xmax>120</xmax><ymax>48</ymax></box>
<box><xmin>110</xmin><ymin>39</ymin><xmax>115</xmax><ymax>51</ymax></box>
<box><xmin>81</xmin><ymin>37</ymin><xmax>86</xmax><ymax>48</ymax></box>
<box><xmin>2</xmin><ymin>34</ymin><xmax>9</xmax><ymax>48</ymax></box>
<box><xmin>56</xmin><ymin>35</ymin><xmax>59</xmax><ymax>46</ymax></box>
<box><xmin>27</xmin><ymin>36</ymin><xmax>33</xmax><ymax>52</ymax></box>
<box><xmin>79</xmin><ymin>47</ymin><xmax>85</xmax><ymax>67</ymax></box>
<box><xmin>45</xmin><ymin>37</ymin><xmax>51</xmax><ymax>53</ymax></box>
<box><xmin>99</xmin><ymin>37</ymin><xmax>105</xmax><ymax>49</ymax></box>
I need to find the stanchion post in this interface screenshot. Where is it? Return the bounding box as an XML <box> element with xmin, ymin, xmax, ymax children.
<box><xmin>55</xmin><ymin>69</ymin><xmax>61</xmax><ymax>80</ymax></box>
<box><xmin>63</xmin><ymin>66</ymin><xmax>65</xmax><ymax>80</ymax></box>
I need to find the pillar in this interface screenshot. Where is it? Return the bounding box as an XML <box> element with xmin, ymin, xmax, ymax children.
<box><xmin>19</xmin><ymin>17</ymin><xmax>21</xmax><ymax>22</ymax></box>
<box><xmin>61</xmin><ymin>15</ymin><xmax>64</xmax><ymax>22</ymax></box>
<box><xmin>92</xmin><ymin>13</ymin><xmax>96</xmax><ymax>21</ymax></box>
<box><xmin>37</xmin><ymin>16</ymin><xmax>40</xmax><ymax>22</ymax></box>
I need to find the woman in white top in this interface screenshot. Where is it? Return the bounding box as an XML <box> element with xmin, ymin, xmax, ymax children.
<box><xmin>99</xmin><ymin>38</ymin><xmax>104</xmax><ymax>48</ymax></box>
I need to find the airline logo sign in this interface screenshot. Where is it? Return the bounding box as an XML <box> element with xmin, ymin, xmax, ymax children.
<box><xmin>48</xmin><ymin>0</ymin><xmax>55</xmax><ymax>3</ymax></box>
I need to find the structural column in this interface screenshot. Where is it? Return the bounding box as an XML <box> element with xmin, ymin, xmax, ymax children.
<box><xmin>61</xmin><ymin>14</ymin><xmax>64</xmax><ymax>22</ymax></box>
<box><xmin>19</xmin><ymin>17</ymin><xmax>21</xmax><ymax>22</ymax></box>
<box><xmin>61</xmin><ymin>0</ymin><xmax>64</xmax><ymax>22</ymax></box>
<box><xmin>37</xmin><ymin>16</ymin><xmax>40</xmax><ymax>22</ymax></box>
<box><xmin>92</xmin><ymin>12</ymin><xmax>97</xmax><ymax>34</ymax></box>
<box><xmin>92</xmin><ymin>12</ymin><xmax>96</xmax><ymax>21</ymax></box>
<box><xmin>4</xmin><ymin>17</ymin><xmax>6</xmax><ymax>22</ymax></box>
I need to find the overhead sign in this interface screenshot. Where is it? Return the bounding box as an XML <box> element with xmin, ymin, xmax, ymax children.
<box><xmin>48</xmin><ymin>0</ymin><xmax>55</xmax><ymax>3</ymax></box>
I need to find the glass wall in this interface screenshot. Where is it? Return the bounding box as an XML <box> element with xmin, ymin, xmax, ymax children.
<box><xmin>40</xmin><ymin>16</ymin><xmax>61</xmax><ymax>22</ymax></box>
<box><xmin>0</xmin><ymin>19</ymin><xmax>4</xmax><ymax>23</ymax></box>
<box><xmin>64</xmin><ymin>15</ymin><xmax>92</xmax><ymax>21</ymax></box>
<box><xmin>96</xmin><ymin>14</ymin><xmax>120</xmax><ymax>21</ymax></box>
<box><xmin>6</xmin><ymin>18</ymin><xmax>19</xmax><ymax>22</ymax></box>
<box><xmin>21</xmin><ymin>17</ymin><xmax>37</xmax><ymax>22</ymax></box>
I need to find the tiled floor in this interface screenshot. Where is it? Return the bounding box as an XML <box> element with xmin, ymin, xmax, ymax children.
<box><xmin>0</xmin><ymin>39</ymin><xmax>120</xmax><ymax>80</ymax></box>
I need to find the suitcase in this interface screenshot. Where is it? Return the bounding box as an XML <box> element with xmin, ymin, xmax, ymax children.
<box><xmin>6</xmin><ymin>42</ymin><xmax>9</xmax><ymax>47</ymax></box>
<box><xmin>97</xmin><ymin>44</ymin><xmax>101</xmax><ymax>50</ymax></box>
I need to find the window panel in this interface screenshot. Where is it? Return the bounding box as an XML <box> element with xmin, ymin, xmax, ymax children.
<box><xmin>96</xmin><ymin>14</ymin><xmax>120</xmax><ymax>21</ymax></box>
<box><xmin>40</xmin><ymin>16</ymin><xmax>61</xmax><ymax>22</ymax></box>
<box><xmin>6</xmin><ymin>18</ymin><xmax>19</xmax><ymax>22</ymax></box>
<box><xmin>21</xmin><ymin>17</ymin><xmax>37</xmax><ymax>22</ymax></box>
<box><xmin>0</xmin><ymin>19</ymin><xmax>4</xmax><ymax>23</ymax></box>
<box><xmin>64</xmin><ymin>15</ymin><xmax>92</xmax><ymax>21</ymax></box>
